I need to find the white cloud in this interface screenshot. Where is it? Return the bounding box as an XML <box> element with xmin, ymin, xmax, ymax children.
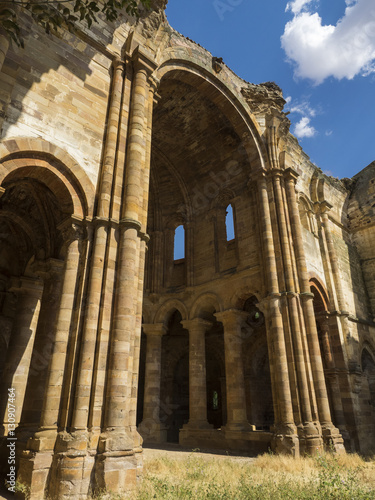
<box><xmin>286</xmin><ymin>0</ymin><xmax>316</xmax><ymax>15</ymax></box>
<box><xmin>281</xmin><ymin>0</ymin><xmax>375</xmax><ymax>83</ymax></box>
<box><xmin>288</xmin><ymin>100</ymin><xmax>317</xmax><ymax>117</ymax></box>
<box><xmin>294</xmin><ymin>117</ymin><xmax>317</xmax><ymax>138</ymax></box>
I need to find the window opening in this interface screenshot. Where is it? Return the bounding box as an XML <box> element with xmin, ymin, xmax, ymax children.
<box><xmin>212</xmin><ymin>391</ymin><xmax>219</xmax><ymax>410</ymax></box>
<box><xmin>225</xmin><ymin>204</ymin><xmax>235</xmax><ymax>241</ymax></box>
<box><xmin>174</xmin><ymin>225</ymin><xmax>185</xmax><ymax>260</ymax></box>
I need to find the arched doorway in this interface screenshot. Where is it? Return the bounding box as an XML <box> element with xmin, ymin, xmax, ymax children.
<box><xmin>160</xmin><ymin>310</ymin><xmax>189</xmax><ymax>443</ymax></box>
<box><xmin>0</xmin><ymin>156</ymin><xmax>89</xmax><ymax>472</ymax></box>
<box><xmin>242</xmin><ymin>296</ymin><xmax>273</xmax><ymax>430</ymax></box>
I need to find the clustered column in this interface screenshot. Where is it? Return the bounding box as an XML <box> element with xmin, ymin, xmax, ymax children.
<box><xmin>254</xmin><ymin>170</ymin><xmax>298</xmax><ymax>454</ymax></box>
<box><xmin>284</xmin><ymin>168</ymin><xmax>344</xmax><ymax>451</ymax></box>
<box><xmin>29</xmin><ymin>224</ymin><xmax>84</xmax><ymax>449</ymax></box>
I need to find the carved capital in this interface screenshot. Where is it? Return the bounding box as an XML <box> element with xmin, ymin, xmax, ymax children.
<box><xmin>142</xmin><ymin>323</ymin><xmax>166</xmax><ymax>336</ymax></box>
<box><xmin>58</xmin><ymin>218</ymin><xmax>87</xmax><ymax>244</ymax></box>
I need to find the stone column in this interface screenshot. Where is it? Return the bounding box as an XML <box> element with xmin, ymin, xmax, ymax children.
<box><xmin>96</xmin><ymin>47</ymin><xmax>156</xmax><ymax>494</ymax></box>
<box><xmin>284</xmin><ymin>168</ymin><xmax>344</xmax><ymax>452</ymax></box>
<box><xmin>25</xmin><ymin>227</ymin><xmax>83</xmax><ymax>445</ymax></box>
<box><xmin>138</xmin><ymin>324</ymin><xmax>166</xmax><ymax>442</ymax></box>
<box><xmin>0</xmin><ymin>277</ymin><xmax>44</xmax><ymax>434</ymax></box>
<box><xmin>17</xmin><ymin>225</ymin><xmax>85</xmax><ymax>500</ymax></box>
<box><xmin>215</xmin><ymin>309</ymin><xmax>251</xmax><ymax>431</ymax></box>
<box><xmin>182</xmin><ymin>318</ymin><xmax>212</xmax><ymax>429</ymax></box>
<box><xmin>71</xmin><ymin>59</ymin><xmax>125</xmax><ymax>433</ymax></box>
<box><xmin>255</xmin><ymin>170</ymin><xmax>298</xmax><ymax>454</ymax></box>
<box><xmin>271</xmin><ymin>169</ymin><xmax>322</xmax><ymax>452</ymax></box>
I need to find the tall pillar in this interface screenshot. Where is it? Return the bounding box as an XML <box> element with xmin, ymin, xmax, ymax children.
<box><xmin>284</xmin><ymin>168</ymin><xmax>344</xmax><ymax>452</ymax></box>
<box><xmin>17</xmin><ymin>225</ymin><xmax>84</xmax><ymax>500</ymax></box>
<box><xmin>138</xmin><ymin>324</ymin><xmax>166</xmax><ymax>442</ymax></box>
<box><xmin>215</xmin><ymin>310</ymin><xmax>251</xmax><ymax>431</ymax></box>
<box><xmin>0</xmin><ymin>277</ymin><xmax>44</xmax><ymax>435</ymax></box>
<box><xmin>71</xmin><ymin>59</ymin><xmax>125</xmax><ymax>433</ymax></box>
<box><xmin>182</xmin><ymin>318</ymin><xmax>212</xmax><ymax>429</ymax></box>
<box><xmin>254</xmin><ymin>170</ymin><xmax>299</xmax><ymax>455</ymax></box>
<box><xmin>271</xmin><ymin>169</ymin><xmax>322</xmax><ymax>452</ymax></box>
<box><xmin>96</xmin><ymin>47</ymin><xmax>156</xmax><ymax>494</ymax></box>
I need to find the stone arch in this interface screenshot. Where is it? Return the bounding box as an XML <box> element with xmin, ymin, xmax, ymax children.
<box><xmin>310</xmin><ymin>277</ymin><xmax>330</xmax><ymax>313</ymax></box>
<box><xmin>0</xmin><ymin>138</ymin><xmax>95</xmax><ymax>219</ymax></box>
<box><xmin>190</xmin><ymin>292</ymin><xmax>223</xmax><ymax>319</ymax></box>
<box><xmin>154</xmin><ymin>298</ymin><xmax>189</xmax><ymax>324</ymax></box>
<box><xmin>229</xmin><ymin>286</ymin><xmax>261</xmax><ymax>311</ymax></box>
<box><xmin>154</xmin><ymin>61</ymin><xmax>267</xmax><ymax>172</ymax></box>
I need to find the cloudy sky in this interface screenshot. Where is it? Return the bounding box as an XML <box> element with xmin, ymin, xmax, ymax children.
<box><xmin>166</xmin><ymin>0</ymin><xmax>375</xmax><ymax>179</ymax></box>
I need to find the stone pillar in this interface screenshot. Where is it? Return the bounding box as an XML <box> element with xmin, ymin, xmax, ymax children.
<box><xmin>255</xmin><ymin>170</ymin><xmax>299</xmax><ymax>454</ymax></box>
<box><xmin>17</xmin><ymin>259</ymin><xmax>65</xmax><ymax>440</ymax></box>
<box><xmin>71</xmin><ymin>59</ymin><xmax>125</xmax><ymax>433</ymax></box>
<box><xmin>215</xmin><ymin>309</ymin><xmax>251</xmax><ymax>431</ymax></box>
<box><xmin>271</xmin><ymin>169</ymin><xmax>322</xmax><ymax>452</ymax></box>
<box><xmin>284</xmin><ymin>168</ymin><xmax>344</xmax><ymax>452</ymax></box>
<box><xmin>16</xmin><ymin>226</ymin><xmax>83</xmax><ymax>500</ymax></box>
<box><xmin>138</xmin><ymin>324</ymin><xmax>166</xmax><ymax>442</ymax></box>
<box><xmin>182</xmin><ymin>318</ymin><xmax>212</xmax><ymax>429</ymax></box>
<box><xmin>0</xmin><ymin>277</ymin><xmax>44</xmax><ymax>435</ymax></box>
<box><xmin>96</xmin><ymin>47</ymin><xmax>156</xmax><ymax>494</ymax></box>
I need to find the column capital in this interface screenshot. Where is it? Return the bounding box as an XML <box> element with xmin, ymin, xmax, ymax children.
<box><xmin>112</xmin><ymin>57</ymin><xmax>125</xmax><ymax>72</ymax></box>
<box><xmin>181</xmin><ymin>318</ymin><xmax>212</xmax><ymax>332</ymax></box>
<box><xmin>284</xmin><ymin>167</ymin><xmax>299</xmax><ymax>183</ymax></box>
<box><xmin>315</xmin><ymin>200</ymin><xmax>333</xmax><ymax>215</ymax></box>
<box><xmin>58</xmin><ymin>217</ymin><xmax>86</xmax><ymax>243</ymax></box>
<box><xmin>131</xmin><ymin>46</ymin><xmax>157</xmax><ymax>75</ymax></box>
<box><xmin>142</xmin><ymin>323</ymin><xmax>166</xmax><ymax>336</ymax></box>
<box><xmin>214</xmin><ymin>309</ymin><xmax>248</xmax><ymax>328</ymax></box>
<box><xmin>249</xmin><ymin>167</ymin><xmax>268</xmax><ymax>184</ymax></box>
<box><xmin>8</xmin><ymin>276</ymin><xmax>44</xmax><ymax>295</ymax></box>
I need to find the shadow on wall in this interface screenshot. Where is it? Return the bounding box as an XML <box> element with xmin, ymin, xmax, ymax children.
<box><xmin>0</xmin><ymin>9</ymin><xmax>143</xmax><ymax>164</ymax></box>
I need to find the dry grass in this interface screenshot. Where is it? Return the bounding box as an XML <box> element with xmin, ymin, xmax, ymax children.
<box><xmin>122</xmin><ymin>450</ymin><xmax>375</xmax><ymax>500</ymax></box>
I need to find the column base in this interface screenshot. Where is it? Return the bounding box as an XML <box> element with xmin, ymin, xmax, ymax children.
<box><xmin>138</xmin><ymin>419</ymin><xmax>167</xmax><ymax>444</ymax></box>
<box><xmin>223</xmin><ymin>422</ymin><xmax>255</xmax><ymax>432</ymax></box>
<box><xmin>321</xmin><ymin>423</ymin><xmax>346</xmax><ymax>454</ymax></box>
<box><xmin>94</xmin><ymin>428</ymin><xmax>141</xmax><ymax>496</ymax></box>
<box><xmin>17</xmin><ymin>449</ymin><xmax>54</xmax><ymax>500</ymax></box>
<box><xmin>271</xmin><ymin>423</ymin><xmax>300</xmax><ymax>457</ymax></box>
<box><xmin>299</xmin><ymin>422</ymin><xmax>324</xmax><ymax>455</ymax></box>
<box><xmin>15</xmin><ymin>429</ymin><xmax>58</xmax><ymax>499</ymax></box>
<box><xmin>182</xmin><ymin>420</ymin><xmax>214</xmax><ymax>431</ymax></box>
<box><xmin>48</xmin><ymin>431</ymin><xmax>94</xmax><ymax>499</ymax></box>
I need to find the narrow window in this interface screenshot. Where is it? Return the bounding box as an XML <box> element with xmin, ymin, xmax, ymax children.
<box><xmin>225</xmin><ymin>204</ymin><xmax>235</xmax><ymax>241</ymax></box>
<box><xmin>174</xmin><ymin>225</ymin><xmax>185</xmax><ymax>260</ymax></box>
<box><xmin>213</xmin><ymin>391</ymin><xmax>219</xmax><ymax>410</ymax></box>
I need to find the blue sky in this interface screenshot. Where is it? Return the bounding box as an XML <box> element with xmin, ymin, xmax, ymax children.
<box><xmin>165</xmin><ymin>0</ymin><xmax>375</xmax><ymax>180</ymax></box>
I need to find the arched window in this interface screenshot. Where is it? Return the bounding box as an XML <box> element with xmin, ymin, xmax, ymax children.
<box><xmin>174</xmin><ymin>225</ymin><xmax>185</xmax><ymax>260</ymax></box>
<box><xmin>225</xmin><ymin>204</ymin><xmax>235</xmax><ymax>241</ymax></box>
